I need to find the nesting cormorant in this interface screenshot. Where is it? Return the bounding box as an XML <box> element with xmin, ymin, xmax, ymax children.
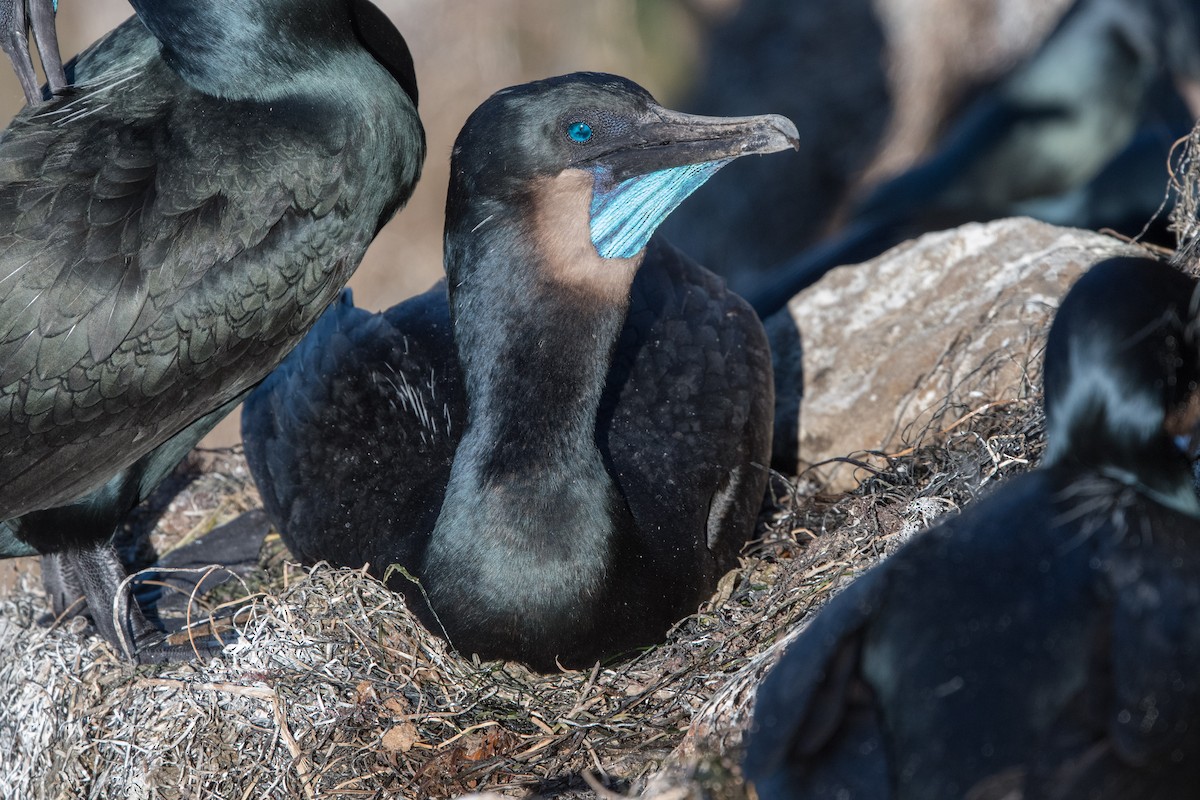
<box><xmin>744</xmin><ymin>256</ymin><xmax>1200</xmax><ymax>799</ymax></box>
<box><xmin>0</xmin><ymin>0</ymin><xmax>64</xmax><ymax>103</ymax></box>
<box><xmin>243</xmin><ymin>73</ymin><xmax>797</xmax><ymax>670</ymax></box>
<box><xmin>746</xmin><ymin>0</ymin><xmax>1200</xmax><ymax>317</ymax></box>
<box><xmin>0</xmin><ymin>0</ymin><xmax>425</xmax><ymax>660</ymax></box>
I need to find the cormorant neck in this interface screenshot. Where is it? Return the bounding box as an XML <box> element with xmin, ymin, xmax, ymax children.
<box><xmin>447</xmin><ymin>169</ymin><xmax>641</xmax><ymax>464</ymax></box>
<box><xmin>428</xmin><ymin>260</ymin><xmax>628</xmax><ymax>634</ymax></box>
<box><xmin>128</xmin><ymin>0</ymin><xmax>367</xmax><ymax>101</ymax></box>
<box><xmin>424</xmin><ymin>169</ymin><xmax>642</xmax><ymax>638</ymax></box>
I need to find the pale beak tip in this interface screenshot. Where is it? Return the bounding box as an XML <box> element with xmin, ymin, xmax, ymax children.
<box><xmin>767</xmin><ymin>114</ymin><xmax>800</xmax><ymax>152</ymax></box>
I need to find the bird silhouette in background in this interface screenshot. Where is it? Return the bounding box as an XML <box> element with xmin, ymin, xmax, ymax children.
<box><xmin>746</xmin><ymin>0</ymin><xmax>1200</xmax><ymax>317</ymax></box>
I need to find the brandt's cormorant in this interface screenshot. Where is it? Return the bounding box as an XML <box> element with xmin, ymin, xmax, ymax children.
<box><xmin>243</xmin><ymin>73</ymin><xmax>797</xmax><ymax>670</ymax></box>
<box><xmin>0</xmin><ymin>0</ymin><xmax>424</xmax><ymax>660</ymax></box>
<box><xmin>744</xmin><ymin>256</ymin><xmax>1200</xmax><ymax>799</ymax></box>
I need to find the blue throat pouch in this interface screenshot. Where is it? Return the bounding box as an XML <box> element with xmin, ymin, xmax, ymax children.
<box><xmin>588</xmin><ymin>160</ymin><xmax>732</xmax><ymax>259</ymax></box>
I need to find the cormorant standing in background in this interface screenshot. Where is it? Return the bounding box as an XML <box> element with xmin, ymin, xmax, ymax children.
<box><xmin>746</xmin><ymin>0</ymin><xmax>1200</xmax><ymax>316</ymax></box>
<box><xmin>745</xmin><ymin>256</ymin><xmax>1200</xmax><ymax>798</ymax></box>
<box><xmin>0</xmin><ymin>0</ymin><xmax>425</xmax><ymax>660</ymax></box>
<box><xmin>243</xmin><ymin>73</ymin><xmax>797</xmax><ymax>670</ymax></box>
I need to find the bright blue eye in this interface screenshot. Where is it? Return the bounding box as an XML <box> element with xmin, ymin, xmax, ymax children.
<box><xmin>567</xmin><ymin>121</ymin><xmax>593</xmax><ymax>143</ymax></box>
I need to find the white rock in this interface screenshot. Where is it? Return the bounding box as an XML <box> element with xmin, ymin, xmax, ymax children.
<box><xmin>773</xmin><ymin>218</ymin><xmax>1152</xmax><ymax>489</ymax></box>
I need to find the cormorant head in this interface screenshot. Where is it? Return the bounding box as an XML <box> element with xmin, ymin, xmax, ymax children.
<box><xmin>1043</xmin><ymin>256</ymin><xmax>1200</xmax><ymax>515</ymax></box>
<box><xmin>447</xmin><ymin>72</ymin><xmax>798</xmax><ymax>261</ymax></box>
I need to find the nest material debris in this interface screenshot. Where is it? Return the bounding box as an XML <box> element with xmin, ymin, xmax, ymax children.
<box><xmin>1169</xmin><ymin>119</ymin><xmax>1200</xmax><ymax>272</ymax></box>
<box><xmin>0</xmin><ymin>379</ymin><xmax>1047</xmax><ymax>800</ymax></box>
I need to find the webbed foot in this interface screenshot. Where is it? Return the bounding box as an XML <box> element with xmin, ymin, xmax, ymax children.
<box><xmin>40</xmin><ymin>512</ymin><xmax>272</xmax><ymax>663</ymax></box>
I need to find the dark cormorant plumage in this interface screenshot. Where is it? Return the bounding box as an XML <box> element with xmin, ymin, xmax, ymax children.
<box><xmin>746</xmin><ymin>0</ymin><xmax>1200</xmax><ymax>317</ymax></box>
<box><xmin>243</xmin><ymin>73</ymin><xmax>798</xmax><ymax>670</ymax></box>
<box><xmin>744</xmin><ymin>256</ymin><xmax>1200</xmax><ymax>799</ymax></box>
<box><xmin>0</xmin><ymin>0</ymin><xmax>63</xmax><ymax>103</ymax></box>
<box><xmin>0</xmin><ymin>0</ymin><xmax>425</xmax><ymax>660</ymax></box>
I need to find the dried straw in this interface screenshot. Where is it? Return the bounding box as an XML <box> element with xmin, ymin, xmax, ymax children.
<box><xmin>1169</xmin><ymin>120</ymin><xmax>1200</xmax><ymax>269</ymax></box>
<box><xmin>0</xmin><ymin>372</ymin><xmax>1048</xmax><ymax>800</ymax></box>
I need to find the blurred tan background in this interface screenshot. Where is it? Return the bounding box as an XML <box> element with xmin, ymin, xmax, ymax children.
<box><xmin>0</xmin><ymin>0</ymin><xmax>1071</xmax><ymax>446</ymax></box>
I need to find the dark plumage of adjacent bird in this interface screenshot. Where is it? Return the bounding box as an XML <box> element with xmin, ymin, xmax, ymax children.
<box><xmin>744</xmin><ymin>256</ymin><xmax>1200</xmax><ymax>799</ymax></box>
<box><xmin>746</xmin><ymin>0</ymin><xmax>1200</xmax><ymax>317</ymax></box>
<box><xmin>243</xmin><ymin>73</ymin><xmax>797</xmax><ymax>671</ymax></box>
<box><xmin>0</xmin><ymin>0</ymin><xmax>425</xmax><ymax>660</ymax></box>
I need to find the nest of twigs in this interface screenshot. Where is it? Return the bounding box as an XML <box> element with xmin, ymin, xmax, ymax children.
<box><xmin>1169</xmin><ymin>120</ymin><xmax>1200</xmax><ymax>269</ymax></box>
<box><xmin>0</xmin><ymin>363</ymin><xmax>1048</xmax><ymax>800</ymax></box>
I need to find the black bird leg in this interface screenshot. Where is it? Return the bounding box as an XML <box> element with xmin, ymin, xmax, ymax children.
<box><xmin>42</xmin><ymin>542</ymin><xmax>240</xmax><ymax>663</ymax></box>
<box><xmin>41</xmin><ymin>543</ymin><xmax>166</xmax><ymax>661</ymax></box>
<box><xmin>0</xmin><ymin>0</ymin><xmax>64</xmax><ymax>104</ymax></box>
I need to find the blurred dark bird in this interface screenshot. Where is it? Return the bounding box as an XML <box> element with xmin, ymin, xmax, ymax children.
<box><xmin>0</xmin><ymin>0</ymin><xmax>64</xmax><ymax>103</ymax></box>
<box><xmin>747</xmin><ymin>0</ymin><xmax>1200</xmax><ymax>316</ymax></box>
<box><xmin>658</xmin><ymin>0</ymin><xmax>890</xmax><ymax>282</ymax></box>
<box><xmin>0</xmin><ymin>0</ymin><xmax>425</xmax><ymax>660</ymax></box>
<box><xmin>243</xmin><ymin>73</ymin><xmax>797</xmax><ymax>670</ymax></box>
<box><xmin>744</xmin><ymin>256</ymin><xmax>1200</xmax><ymax>799</ymax></box>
